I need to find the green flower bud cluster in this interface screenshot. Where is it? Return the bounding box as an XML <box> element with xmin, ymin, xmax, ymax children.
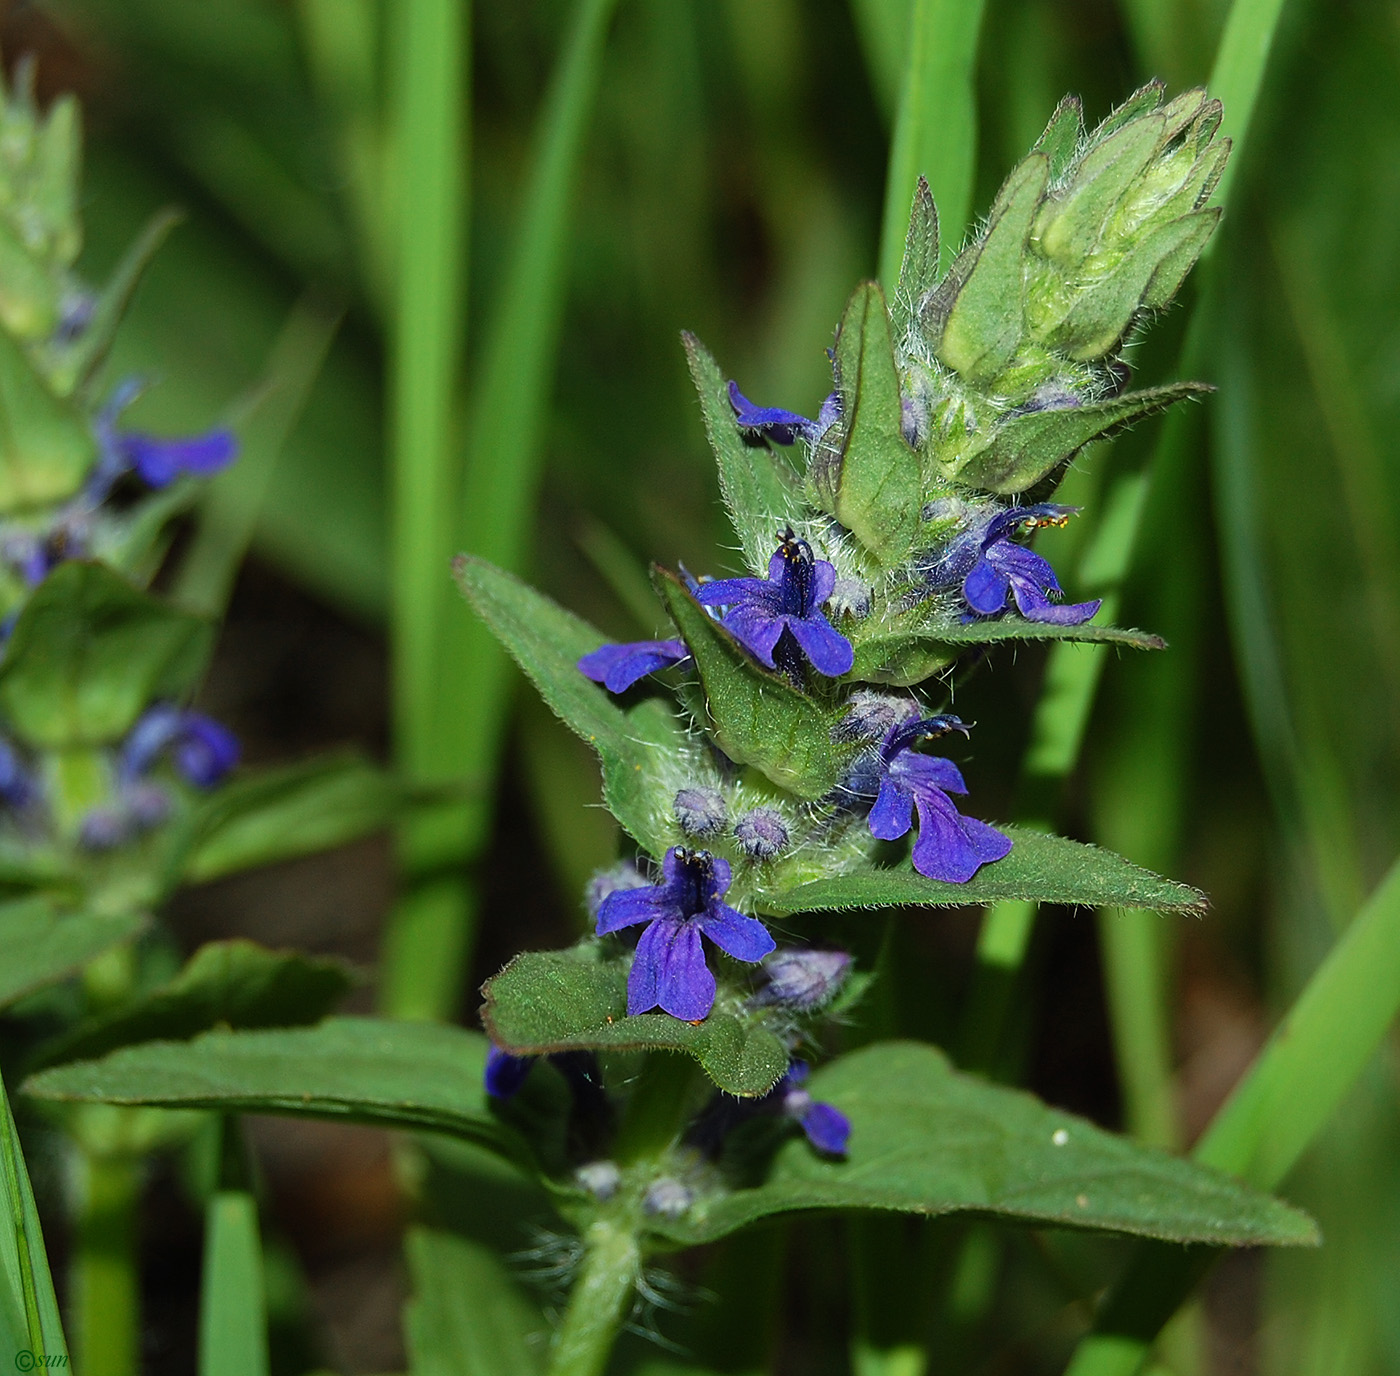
<box><xmin>0</xmin><ymin>58</ymin><xmax>82</xmax><ymax>345</ymax></box>
<box><xmin>882</xmin><ymin>82</ymin><xmax>1227</xmax><ymax>504</ymax></box>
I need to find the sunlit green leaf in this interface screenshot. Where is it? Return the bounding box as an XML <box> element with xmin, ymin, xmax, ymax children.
<box><xmin>182</xmin><ymin>754</ymin><xmax>399</xmax><ymax>884</ymax></box>
<box><xmin>682</xmin><ymin>333</ymin><xmax>801</xmax><ymax>578</ymax></box>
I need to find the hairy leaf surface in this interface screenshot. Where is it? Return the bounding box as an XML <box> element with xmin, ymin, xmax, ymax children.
<box><xmin>765</xmin><ymin>827</ymin><xmax>1204</xmax><ymax>915</ymax></box>
<box><xmin>653</xmin><ymin>1042</ymin><xmax>1317</xmax><ymax>1248</ymax></box>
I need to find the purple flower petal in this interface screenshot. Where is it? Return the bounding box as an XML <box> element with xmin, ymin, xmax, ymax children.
<box><xmin>783</xmin><ymin>612</ymin><xmax>854</xmax><ymax>676</ymax></box>
<box><xmin>697</xmin><ymin>901</ymin><xmax>775</xmax><ymax>963</ymax></box>
<box><xmin>577</xmin><ymin>639</ymin><xmax>689</xmax><ymax>693</ymax></box>
<box><xmin>485</xmin><ymin>1045</ymin><xmax>535</xmax><ymax>1100</ymax></box>
<box><xmin>722</xmin><ymin>601</ymin><xmax>787</xmax><ymax>668</ymax></box>
<box><xmin>910</xmin><ymin>791</ymin><xmax>1011</xmax><ymax>882</ymax></box>
<box><xmin>728</xmin><ymin>382</ymin><xmax>814</xmax><ymax>446</ymax></box>
<box><xmin>695</xmin><ymin>575</ymin><xmax>775</xmax><ymax>608</ymax></box>
<box><xmin>596</xmin><ymin>882</ymin><xmax>675</xmax><ymax>935</ymax></box>
<box><xmin>120</xmin><ymin>430</ymin><xmax>238</xmax><ymax>489</ymax></box>
<box><xmin>963</xmin><ymin>557</ymin><xmax>1011</xmax><ymax>615</ymax></box>
<box><xmin>888</xmin><ymin>752</ymin><xmax>967</xmax><ymax>796</ymax></box>
<box><xmin>868</xmin><ymin>776</ymin><xmax>914</xmax><ymax>841</ymax></box>
<box><xmin>173</xmin><ymin>715</ymin><xmax>240</xmax><ymax>788</ymax></box>
<box><xmin>801</xmin><ymin>1101</ymin><xmax>851</xmax><ymax>1155</ymax></box>
<box><xmin>1007</xmin><ymin>573</ymin><xmax>1102</xmax><ymax>625</ymax></box>
<box><xmin>632</xmin><ymin>915</ymin><xmax>715</xmax><ymax>1020</ymax></box>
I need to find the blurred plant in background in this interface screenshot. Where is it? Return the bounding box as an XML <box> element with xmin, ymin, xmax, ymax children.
<box><xmin>0</xmin><ymin>0</ymin><xmax>1396</xmax><ymax>1373</ymax></box>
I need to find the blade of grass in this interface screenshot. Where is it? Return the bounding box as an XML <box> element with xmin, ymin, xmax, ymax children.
<box><xmin>380</xmin><ymin>0</ymin><xmax>620</xmax><ymax>1021</ymax></box>
<box><xmin>175</xmin><ymin>297</ymin><xmax>342</xmax><ymax>618</ymax></box>
<box><xmin>849</xmin><ymin>0</ymin><xmax>915</xmax><ymax>124</ymax></box>
<box><xmin>377</xmin><ymin>0</ymin><xmax>470</xmax><ymax>1026</ymax></box>
<box><xmin>877</xmin><ymin>0</ymin><xmax>989</xmax><ymax>288</ymax></box>
<box><xmin>199</xmin><ymin>1192</ymin><xmax>269</xmax><ymax>1376</ymax></box>
<box><xmin>0</xmin><ymin>1069</ymin><xmax>67</xmax><ymax>1362</ymax></box>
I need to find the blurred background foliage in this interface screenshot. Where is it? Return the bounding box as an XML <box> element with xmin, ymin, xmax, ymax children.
<box><xmin>4</xmin><ymin>0</ymin><xmax>1398</xmax><ymax>1371</ymax></box>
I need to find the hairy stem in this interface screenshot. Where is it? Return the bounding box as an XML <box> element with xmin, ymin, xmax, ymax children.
<box><xmin>547</xmin><ymin>1219</ymin><xmax>642</xmax><ymax>1376</ymax></box>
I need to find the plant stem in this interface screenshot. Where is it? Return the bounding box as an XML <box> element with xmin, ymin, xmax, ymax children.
<box><xmin>547</xmin><ymin>1218</ymin><xmax>641</xmax><ymax>1376</ymax></box>
<box><xmin>73</xmin><ymin>1152</ymin><xmax>140</xmax><ymax>1376</ymax></box>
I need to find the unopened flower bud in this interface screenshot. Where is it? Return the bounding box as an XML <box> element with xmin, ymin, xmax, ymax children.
<box><xmin>734</xmin><ymin>808</ymin><xmax>789</xmax><ymax>860</ymax></box>
<box><xmin>575</xmin><ymin>1161</ymin><xmax>622</xmax><ymax>1200</ymax></box>
<box><xmin>642</xmin><ymin>1178</ymin><xmax>693</xmax><ymax>1219</ymax></box>
<box><xmin>585</xmin><ymin>862</ymin><xmax>647</xmax><ymax>918</ymax></box>
<box><xmin>753</xmin><ymin>948</ymin><xmax>851</xmax><ymax>1009</ymax></box>
<box><xmin>674</xmin><ymin>786</ymin><xmax>726</xmax><ymax>838</ymax></box>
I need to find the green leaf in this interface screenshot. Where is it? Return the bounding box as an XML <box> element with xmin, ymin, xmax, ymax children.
<box><xmin>23</xmin><ymin>1017</ymin><xmax>509</xmax><ymax>1148</ymax></box>
<box><xmin>0</xmin><ymin>897</ymin><xmax>147</xmax><ymax>1010</ymax></box>
<box><xmin>931</xmin><ymin>153</ymin><xmax>1047</xmax><ymax>383</ymax></box>
<box><xmin>813</xmin><ymin>283</ymin><xmax>922</xmax><ymax>567</ymax></box>
<box><xmin>891</xmin><ymin>177</ymin><xmax>939</xmax><ymax>341</ymax></box>
<box><xmin>453</xmin><ymin>555</ymin><xmax>684</xmax><ymax>857</ymax></box>
<box><xmin>182</xmin><ymin>754</ymin><xmax>399</xmax><ymax>884</ymax></box>
<box><xmin>955</xmin><ymin>382</ymin><xmax>1214</xmax><ymax>493</ymax></box>
<box><xmin>849</xmin><ymin>614</ymin><xmax>1165</xmax><ymax>687</ymax></box>
<box><xmin>1034</xmin><ymin>94</ymin><xmax>1084</xmax><ymax>181</ymax></box>
<box><xmin>405</xmin><ymin>1227</ymin><xmax>543</xmax><ymax>1376</ymax></box>
<box><xmin>0</xmin><ymin>322</ymin><xmax>95</xmax><ymax>513</ymax></box>
<box><xmin>0</xmin><ymin>562</ymin><xmax>212</xmax><ymax>748</ymax></box>
<box><xmin>1141</xmin><ymin>206</ymin><xmax>1224</xmax><ymax>311</ymax></box>
<box><xmin>34</xmin><ymin>940</ymin><xmax>355</xmax><ymax>1069</ymax></box>
<box><xmin>655</xmin><ymin>567</ymin><xmax>854</xmax><ymax>800</ymax></box>
<box><xmin>763</xmin><ymin>827</ymin><xmax>1204</xmax><ymax>915</ymax></box>
<box><xmin>651</xmin><ymin>1042</ymin><xmax>1317</xmax><ymax>1248</ymax></box>
<box><xmin>482</xmin><ymin>947</ymin><xmax>789</xmax><ymax>1098</ymax></box>
<box><xmin>682</xmin><ymin>333</ymin><xmax>800</xmax><ymax>577</ymax></box>
<box><xmin>0</xmin><ymin>1066</ymin><xmax>68</xmax><ymax>1363</ymax></box>
<box><xmin>199</xmin><ymin>1191</ymin><xmax>269</xmax><ymax>1376</ymax></box>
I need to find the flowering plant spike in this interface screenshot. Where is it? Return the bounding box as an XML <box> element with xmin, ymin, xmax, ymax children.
<box><xmin>461</xmin><ymin>86</ymin><xmax>1232</xmax><ymax>1149</ymax></box>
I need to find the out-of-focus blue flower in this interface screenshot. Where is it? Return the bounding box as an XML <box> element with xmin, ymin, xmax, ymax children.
<box><xmin>779</xmin><ymin>1061</ymin><xmax>850</xmax><ymax>1155</ymax></box>
<box><xmin>90</xmin><ymin>383</ymin><xmax>238</xmax><ymax>499</ymax></box>
<box><xmin>122</xmin><ymin>705</ymin><xmax>240</xmax><ymax>789</ymax></box>
<box><xmin>920</xmin><ymin>504</ymin><xmax>1100</xmax><ymax>625</ymax></box>
<box><xmin>485</xmin><ymin>1044</ymin><xmax>535</xmax><ymax>1100</ymax></box>
<box><xmin>853</xmin><ymin>716</ymin><xmax>1011</xmax><ymax>883</ymax></box>
<box><xmin>696</xmin><ymin>532</ymin><xmax>853</xmax><ymax>678</ymax></box>
<box><xmin>0</xmin><ymin>737</ymin><xmax>36</xmax><ymax>810</ymax></box>
<box><xmin>727</xmin><ymin>382</ymin><xmax>840</xmax><ymax>446</ymax></box>
<box><xmin>577</xmin><ymin>638</ymin><xmax>690</xmax><ymax>693</ymax></box>
<box><xmin>596</xmin><ymin>847</ymin><xmax>775</xmax><ymax>1021</ymax></box>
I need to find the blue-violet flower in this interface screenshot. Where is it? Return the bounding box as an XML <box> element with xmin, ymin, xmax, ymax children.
<box><xmin>122</xmin><ymin>705</ymin><xmax>240</xmax><ymax>789</ymax></box>
<box><xmin>577</xmin><ymin>638</ymin><xmax>690</xmax><ymax>693</ymax></box>
<box><xmin>727</xmin><ymin>382</ymin><xmax>840</xmax><ymax>446</ymax></box>
<box><xmin>922</xmin><ymin>504</ymin><xmax>1100</xmax><ymax>625</ymax></box>
<box><xmin>779</xmin><ymin>1061</ymin><xmax>850</xmax><ymax>1155</ymax></box>
<box><xmin>595</xmin><ymin>846</ymin><xmax>775</xmax><ymax>1021</ymax></box>
<box><xmin>696</xmin><ymin>531</ymin><xmax>853</xmax><ymax>678</ymax></box>
<box><xmin>859</xmin><ymin>716</ymin><xmax>1011</xmax><ymax>883</ymax></box>
<box><xmin>484</xmin><ymin>1044</ymin><xmax>535</xmax><ymax>1100</ymax></box>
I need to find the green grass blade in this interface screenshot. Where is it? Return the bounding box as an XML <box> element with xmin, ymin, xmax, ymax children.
<box><xmin>0</xmin><ymin>1069</ymin><xmax>67</xmax><ymax>1362</ymax></box>
<box><xmin>848</xmin><ymin>0</ymin><xmax>915</xmax><ymax>123</ymax></box>
<box><xmin>390</xmin><ymin>0</ymin><xmax>468</xmax><ymax>789</ymax></box>
<box><xmin>175</xmin><ymin>297</ymin><xmax>341</xmax><ymax>617</ymax></box>
<box><xmin>381</xmin><ymin>0</ymin><xmax>619</xmax><ymax>1021</ymax></box>
<box><xmin>199</xmin><ymin>1191</ymin><xmax>270</xmax><ymax>1376</ymax></box>
<box><xmin>877</xmin><ymin>0</ymin><xmax>989</xmax><ymax>288</ymax></box>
